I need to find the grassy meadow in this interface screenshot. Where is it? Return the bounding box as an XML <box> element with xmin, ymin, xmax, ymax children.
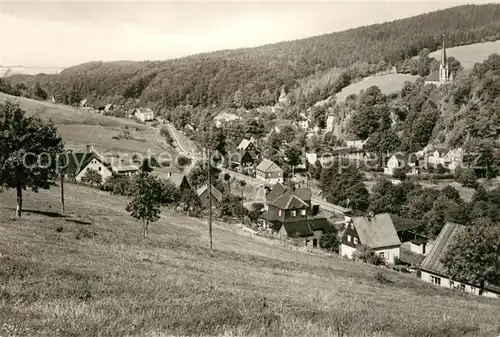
<box><xmin>427</xmin><ymin>40</ymin><xmax>500</xmax><ymax>72</ymax></box>
<box><xmin>334</xmin><ymin>74</ymin><xmax>419</xmax><ymax>103</ymax></box>
<box><xmin>0</xmin><ymin>93</ymin><xmax>175</xmax><ymax>156</ymax></box>
<box><xmin>1</xmin><ymin>184</ymin><xmax>500</xmax><ymax>337</ymax></box>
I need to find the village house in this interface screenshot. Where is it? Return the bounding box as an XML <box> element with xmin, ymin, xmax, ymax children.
<box><xmin>420</xmin><ymin>222</ymin><xmax>500</xmax><ymax>298</ymax></box>
<box><xmin>256</xmin><ymin>159</ymin><xmax>284</xmax><ymax>185</ymax></box>
<box><xmin>197</xmin><ymin>184</ymin><xmax>223</xmax><ymax>209</ymax></box>
<box><xmin>236</xmin><ymin>138</ymin><xmax>256</xmax><ymax>152</ymax></box>
<box><xmin>297</xmin><ymin>113</ymin><xmax>310</xmax><ymax>130</ymax></box>
<box><xmin>273</xmin><ymin>119</ymin><xmax>294</xmax><ymax>133</ymax></box>
<box><xmin>64</xmin><ymin>151</ymin><xmax>113</xmax><ymax>182</ymax></box>
<box><xmin>390</xmin><ymin>214</ymin><xmax>432</xmax><ymax>258</ymax></box>
<box><xmin>134</xmin><ymin>108</ymin><xmax>155</xmax><ymax>122</ymax></box>
<box><xmin>425</xmin><ymin>147</ymin><xmax>448</xmax><ymax>168</ymax></box>
<box><xmin>384</xmin><ymin>153</ymin><xmax>419</xmax><ymax>176</ymax></box>
<box><xmin>230</xmin><ymin>150</ymin><xmax>257</xmax><ymax>172</ymax></box>
<box><xmin>443</xmin><ymin>148</ymin><xmax>464</xmax><ymax>171</ymax></box>
<box><xmin>261</xmin><ymin>184</ymin><xmax>328</xmax><ymax>247</ymax></box>
<box><xmin>213</xmin><ymin>112</ymin><xmax>241</xmax><ymax>127</ymax></box>
<box><xmin>79</xmin><ymin>99</ymin><xmax>91</xmax><ymax>110</ymax></box>
<box><xmin>345</xmin><ymin>139</ymin><xmax>366</xmax><ymax>150</ymax></box>
<box><xmin>111</xmin><ymin>164</ymin><xmax>139</xmax><ymax>177</ymax></box>
<box><xmin>104</xmin><ymin>103</ymin><xmax>115</xmax><ymax>112</ymax></box>
<box><xmin>340</xmin><ymin>213</ymin><xmax>401</xmax><ymax>264</ymax></box>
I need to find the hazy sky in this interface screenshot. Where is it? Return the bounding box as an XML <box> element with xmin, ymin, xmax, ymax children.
<box><xmin>0</xmin><ymin>0</ymin><xmax>494</xmax><ymax>67</ymax></box>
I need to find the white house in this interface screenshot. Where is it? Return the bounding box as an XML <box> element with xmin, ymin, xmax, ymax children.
<box><xmin>134</xmin><ymin>108</ymin><xmax>154</xmax><ymax>122</ymax></box>
<box><xmin>444</xmin><ymin>148</ymin><xmax>464</xmax><ymax>171</ymax></box>
<box><xmin>420</xmin><ymin>222</ymin><xmax>500</xmax><ymax>298</ymax></box>
<box><xmin>340</xmin><ymin>213</ymin><xmax>401</xmax><ymax>264</ymax></box>
<box><xmin>104</xmin><ymin>103</ymin><xmax>115</xmax><ymax>112</ymax></box>
<box><xmin>298</xmin><ymin>113</ymin><xmax>310</xmax><ymax>130</ymax></box>
<box><xmin>426</xmin><ymin>148</ymin><xmax>448</xmax><ymax>168</ymax></box>
<box><xmin>65</xmin><ymin>152</ymin><xmax>113</xmax><ymax>182</ymax></box>
<box><xmin>384</xmin><ymin>153</ymin><xmax>419</xmax><ymax>176</ymax></box>
<box><xmin>256</xmin><ymin>159</ymin><xmax>283</xmax><ymax>185</ymax></box>
<box><xmin>326</xmin><ymin>115</ymin><xmax>335</xmax><ymax>132</ymax></box>
<box><xmin>79</xmin><ymin>99</ymin><xmax>91</xmax><ymax>110</ymax></box>
<box><xmin>346</xmin><ymin>139</ymin><xmax>366</xmax><ymax>150</ymax></box>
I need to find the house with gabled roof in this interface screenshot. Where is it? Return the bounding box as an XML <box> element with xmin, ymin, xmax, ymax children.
<box><xmin>104</xmin><ymin>103</ymin><xmax>115</xmax><ymax>112</ymax></box>
<box><xmin>260</xmin><ymin>184</ymin><xmax>328</xmax><ymax>247</ymax></box>
<box><xmin>273</xmin><ymin>119</ymin><xmax>294</xmax><ymax>133</ymax></box>
<box><xmin>340</xmin><ymin>213</ymin><xmax>402</xmax><ymax>264</ymax></box>
<box><xmin>236</xmin><ymin>138</ymin><xmax>256</xmax><ymax>152</ymax></box>
<box><xmin>256</xmin><ymin>159</ymin><xmax>283</xmax><ymax>185</ymax></box>
<box><xmin>420</xmin><ymin>222</ymin><xmax>500</xmax><ymax>298</ymax></box>
<box><xmin>426</xmin><ymin>147</ymin><xmax>448</xmax><ymax>168</ymax></box>
<box><xmin>63</xmin><ymin>151</ymin><xmax>113</xmax><ymax>182</ymax></box>
<box><xmin>384</xmin><ymin>152</ymin><xmax>420</xmax><ymax>176</ymax></box>
<box><xmin>197</xmin><ymin>184</ymin><xmax>223</xmax><ymax>209</ymax></box>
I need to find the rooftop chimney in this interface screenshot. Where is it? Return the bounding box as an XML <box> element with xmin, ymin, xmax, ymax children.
<box><xmin>367</xmin><ymin>211</ymin><xmax>375</xmax><ymax>221</ymax></box>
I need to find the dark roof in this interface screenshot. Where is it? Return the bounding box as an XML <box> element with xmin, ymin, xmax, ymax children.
<box><xmin>230</xmin><ymin>150</ymin><xmax>256</xmax><ymax>163</ymax></box>
<box><xmin>270</xmin><ymin>192</ymin><xmax>308</xmax><ymax>210</ymax></box>
<box><xmin>390</xmin><ymin>214</ymin><xmax>419</xmax><ymax>232</ymax></box>
<box><xmin>266</xmin><ymin>182</ymin><xmax>287</xmax><ymax>202</ymax></box>
<box><xmin>393</xmin><ymin>152</ymin><xmax>418</xmax><ymax>164</ymax></box>
<box><xmin>280</xmin><ymin>218</ymin><xmax>329</xmax><ymax>238</ymax></box>
<box><xmin>351</xmin><ymin>213</ymin><xmax>401</xmax><ymax>249</ymax></box>
<box><xmin>411</xmin><ymin>237</ymin><xmax>428</xmax><ymax>245</ymax></box>
<box><xmin>420</xmin><ymin>222</ymin><xmax>500</xmax><ymax>294</ymax></box>
<box><xmin>62</xmin><ymin>152</ymin><xmax>104</xmax><ymax>175</ymax></box>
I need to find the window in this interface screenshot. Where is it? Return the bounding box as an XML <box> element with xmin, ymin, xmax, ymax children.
<box><xmin>301</xmin><ymin>209</ymin><xmax>306</xmax><ymax>216</ymax></box>
<box><xmin>353</xmin><ymin>237</ymin><xmax>358</xmax><ymax>245</ymax></box>
<box><xmin>291</xmin><ymin>210</ymin><xmax>296</xmax><ymax>217</ymax></box>
<box><xmin>430</xmin><ymin>276</ymin><xmax>441</xmax><ymax>286</ymax></box>
<box><xmin>98</xmin><ymin>167</ymin><xmax>101</xmax><ymax>171</ymax></box>
<box><xmin>450</xmin><ymin>281</ymin><xmax>454</xmax><ymax>289</ymax></box>
<box><xmin>379</xmin><ymin>252</ymin><xmax>385</xmax><ymax>259</ymax></box>
<box><xmin>278</xmin><ymin>210</ymin><xmax>282</xmax><ymax>216</ymax></box>
<box><xmin>347</xmin><ymin>235</ymin><xmax>352</xmax><ymax>242</ymax></box>
<box><xmin>458</xmin><ymin>284</ymin><xmax>465</xmax><ymax>292</ymax></box>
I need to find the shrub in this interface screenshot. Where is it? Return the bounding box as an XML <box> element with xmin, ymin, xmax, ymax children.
<box><xmin>102</xmin><ymin>175</ymin><xmax>133</xmax><ymax>196</ymax></box>
<box><xmin>353</xmin><ymin>245</ymin><xmax>385</xmax><ymax>266</ymax></box>
<box><xmin>319</xmin><ymin>227</ymin><xmax>340</xmax><ymax>253</ymax></box>
<box><xmin>374</xmin><ymin>271</ymin><xmax>394</xmax><ymax>284</ymax></box>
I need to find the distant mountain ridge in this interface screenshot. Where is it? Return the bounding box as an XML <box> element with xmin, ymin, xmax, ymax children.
<box><xmin>0</xmin><ymin>66</ymin><xmax>64</xmax><ymax>77</ymax></box>
<box><xmin>4</xmin><ymin>4</ymin><xmax>500</xmax><ymax>109</ymax></box>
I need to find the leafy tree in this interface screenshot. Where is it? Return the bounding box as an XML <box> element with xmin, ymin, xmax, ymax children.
<box><xmin>34</xmin><ymin>82</ymin><xmax>48</xmax><ymax>100</ymax></box>
<box><xmin>319</xmin><ymin>227</ymin><xmax>340</xmax><ymax>253</ymax></box>
<box><xmin>82</xmin><ymin>169</ymin><xmax>103</xmax><ymax>187</ymax></box>
<box><xmin>472</xmin><ymin>185</ymin><xmax>489</xmax><ymax>203</ymax></box>
<box><xmin>441</xmin><ymin>223</ymin><xmax>500</xmax><ymax>296</ymax></box>
<box><xmin>440</xmin><ymin>185</ymin><xmax>462</xmax><ymax>204</ymax></box>
<box><xmin>0</xmin><ymin>101</ymin><xmax>63</xmax><ymax>217</ymax></box>
<box><xmin>126</xmin><ymin>172</ymin><xmax>171</xmax><ymax>238</ymax></box>
<box><xmin>188</xmin><ymin>160</ymin><xmax>221</xmax><ymax>189</ymax></box>
<box><xmin>284</xmin><ymin>144</ymin><xmax>302</xmax><ymax>176</ymax></box>
<box><xmin>457</xmin><ymin>168</ymin><xmax>477</xmax><ymax>188</ymax></box>
<box><xmin>392</xmin><ymin>167</ymin><xmax>407</xmax><ymax>181</ymax></box>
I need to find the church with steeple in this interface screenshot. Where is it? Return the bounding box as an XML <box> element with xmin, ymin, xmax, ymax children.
<box><xmin>425</xmin><ymin>36</ymin><xmax>453</xmax><ymax>86</ymax></box>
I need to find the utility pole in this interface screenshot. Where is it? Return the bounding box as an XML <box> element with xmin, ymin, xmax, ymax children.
<box><xmin>208</xmin><ymin>130</ymin><xmax>213</xmax><ymax>250</ymax></box>
<box><xmin>59</xmin><ymin>156</ymin><xmax>65</xmax><ymax>214</ymax></box>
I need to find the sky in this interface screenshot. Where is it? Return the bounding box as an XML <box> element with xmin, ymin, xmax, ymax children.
<box><xmin>0</xmin><ymin>0</ymin><xmax>495</xmax><ymax>68</ymax></box>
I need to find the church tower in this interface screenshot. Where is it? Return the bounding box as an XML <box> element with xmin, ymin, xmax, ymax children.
<box><xmin>439</xmin><ymin>36</ymin><xmax>450</xmax><ymax>84</ymax></box>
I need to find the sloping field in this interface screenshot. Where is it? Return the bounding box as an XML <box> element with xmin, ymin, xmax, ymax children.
<box><xmin>0</xmin><ymin>93</ymin><xmax>175</xmax><ymax>156</ymax></box>
<box><xmin>1</xmin><ymin>184</ymin><xmax>499</xmax><ymax>337</ymax></box>
<box><xmin>428</xmin><ymin>40</ymin><xmax>500</xmax><ymax>71</ymax></box>
<box><xmin>334</xmin><ymin>73</ymin><xmax>419</xmax><ymax>103</ymax></box>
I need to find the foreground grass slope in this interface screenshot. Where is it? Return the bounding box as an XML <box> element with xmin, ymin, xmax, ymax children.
<box><xmin>1</xmin><ymin>185</ymin><xmax>499</xmax><ymax>337</ymax></box>
<box><xmin>0</xmin><ymin>93</ymin><xmax>175</xmax><ymax>155</ymax></box>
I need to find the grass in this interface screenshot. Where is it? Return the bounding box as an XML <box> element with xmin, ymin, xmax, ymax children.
<box><xmin>1</xmin><ymin>184</ymin><xmax>500</xmax><ymax>337</ymax></box>
<box><xmin>334</xmin><ymin>74</ymin><xmax>419</xmax><ymax>103</ymax></box>
<box><xmin>0</xmin><ymin>93</ymin><xmax>175</xmax><ymax>156</ymax></box>
<box><xmin>427</xmin><ymin>41</ymin><xmax>500</xmax><ymax>72</ymax></box>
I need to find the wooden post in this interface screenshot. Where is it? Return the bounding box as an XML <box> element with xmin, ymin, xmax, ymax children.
<box><xmin>208</xmin><ymin>142</ymin><xmax>213</xmax><ymax>250</ymax></box>
<box><xmin>60</xmin><ymin>169</ymin><xmax>65</xmax><ymax>214</ymax></box>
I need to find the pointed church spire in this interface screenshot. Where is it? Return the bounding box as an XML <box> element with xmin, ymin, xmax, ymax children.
<box><xmin>441</xmin><ymin>34</ymin><xmax>447</xmax><ymax>66</ymax></box>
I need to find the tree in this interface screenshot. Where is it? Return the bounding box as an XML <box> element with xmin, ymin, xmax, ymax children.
<box><xmin>34</xmin><ymin>82</ymin><xmax>48</xmax><ymax>100</ymax></box>
<box><xmin>352</xmin><ymin>245</ymin><xmax>385</xmax><ymax>266</ymax></box>
<box><xmin>0</xmin><ymin>101</ymin><xmax>63</xmax><ymax>217</ymax></box>
<box><xmin>392</xmin><ymin>167</ymin><xmax>407</xmax><ymax>181</ymax></box>
<box><xmin>319</xmin><ymin>228</ymin><xmax>340</xmax><ymax>253</ymax></box>
<box><xmin>284</xmin><ymin>144</ymin><xmax>302</xmax><ymax>177</ymax></box>
<box><xmin>82</xmin><ymin>169</ymin><xmax>103</xmax><ymax>187</ymax></box>
<box><xmin>126</xmin><ymin>172</ymin><xmax>171</xmax><ymax>239</ymax></box>
<box><xmin>224</xmin><ymin>173</ymin><xmax>231</xmax><ymax>193</ymax></box>
<box><xmin>441</xmin><ymin>224</ymin><xmax>500</xmax><ymax>296</ymax></box>
<box><xmin>457</xmin><ymin>168</ymin><xmax>477</xmax><ymax>188</ymax></box>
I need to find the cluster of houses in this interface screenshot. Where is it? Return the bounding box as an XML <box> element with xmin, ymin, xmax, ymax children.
<box><xmin>384</xmin><ymin>146</ymin><xmax>464</xmax><ymax>176</ymax></box>
<box><xmin>79</xmin><ymin>99</ymin><xmax>155</xmax><ymax>122</ymax></box>
<box><xmin>339</xmin><ymin>212</ymin><xmax>499</xmax><ymax>298</ymax></box>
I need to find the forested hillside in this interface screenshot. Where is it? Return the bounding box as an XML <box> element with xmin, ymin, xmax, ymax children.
<box><xmin>4</xmin><ymin>4</ymin><xmax>500</xmax><ymax>109</ymax></box>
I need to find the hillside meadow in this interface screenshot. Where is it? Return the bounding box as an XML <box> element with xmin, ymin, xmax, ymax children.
<box><xmin>0</xmin><ymin>93</ymin><xmax>175</xmax><ymax>156</ymax></box>
<box><xmin>1</xmin><ymin>184</ymin><xmax>499</xmax><ymax>337</ymax></box>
